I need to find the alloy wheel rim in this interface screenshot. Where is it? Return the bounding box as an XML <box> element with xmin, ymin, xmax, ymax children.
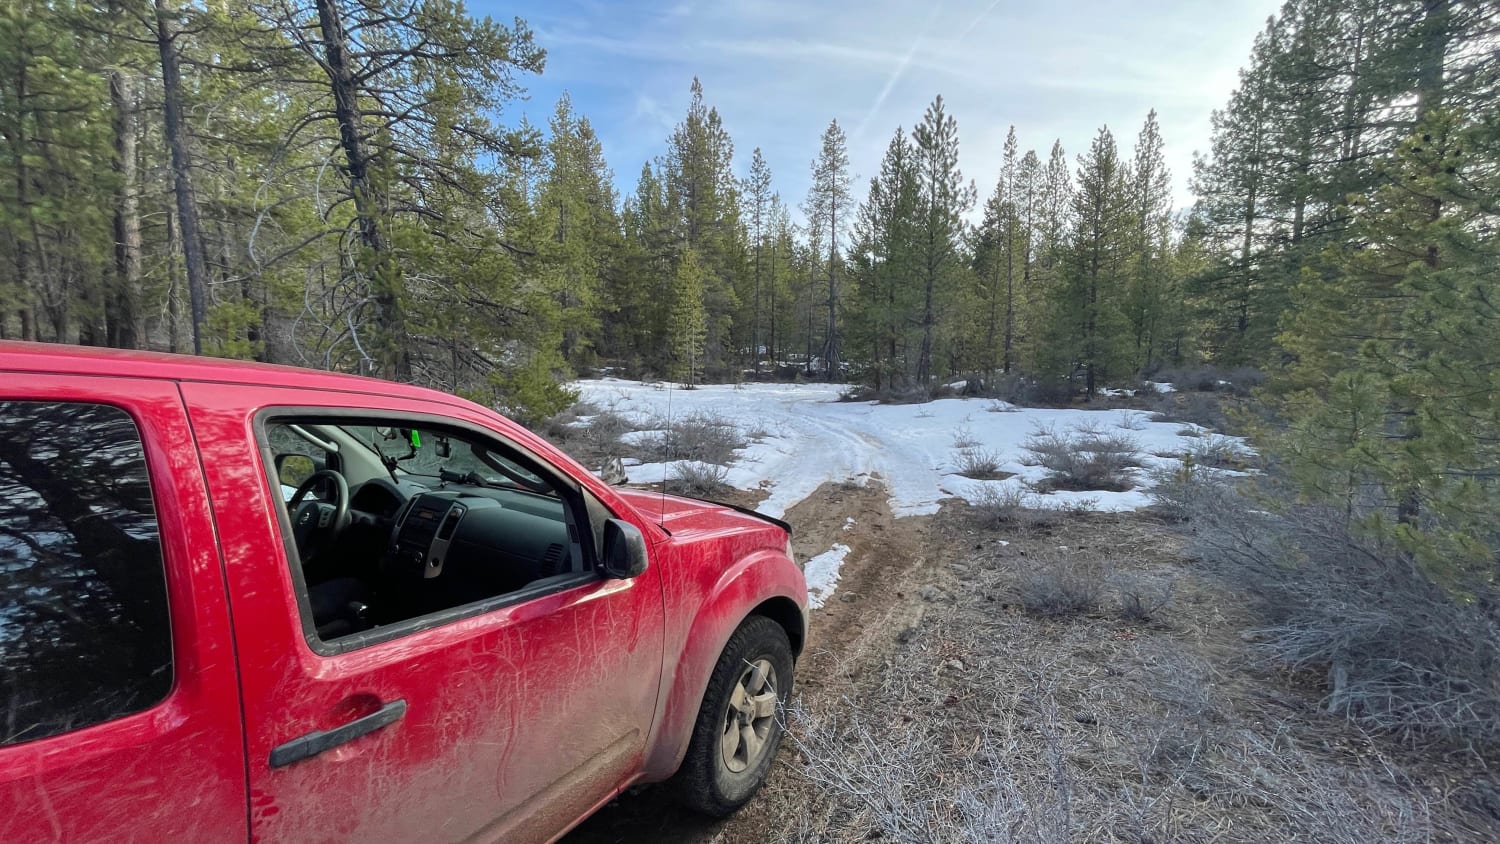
<box><xmin>720</xmin><ymin>658</ymin><xmax>778</xmax><ymax>773</ymax></box>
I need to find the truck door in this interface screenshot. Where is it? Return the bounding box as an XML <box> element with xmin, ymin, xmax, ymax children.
<box><xmin>181</xmin><ymin>382</ymin><xmax>665</xmax><ymax>843</ymax></box>
<box><xmin>0</xmin><ymin>375</ymin><xmax>246</xmax><ymax>841</ymax></box>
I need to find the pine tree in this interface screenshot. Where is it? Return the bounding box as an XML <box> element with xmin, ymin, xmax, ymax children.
<box><xmin>972</xmin><ymin>126</ymin><xmax>1025</xmax><ymax>380</ymax></box>
<box><xmin>910</xmin><ymin>96</ymin><xmax>975</xmax><ymax>389</ymax></box>
<box><xmin>805</xmin><ymin>119</ymin><xmax>852</xmax><ymax>379</ymax></box>
<box><xmin>743</xmin><ymin>148</ymin><xmax>773</xmax><ymax>373</ymax></box>
<box><xmin>1045</xmin><ymin>126</ymin><xmax>1130</xmax><ymax>399</ymax></box>
<box><xmin>1013</xmin><ymin>149</ymin><xmax>1042</xmax><ymax>372</ymax></box>
<box><xmin>537</xmin><ymin>93</ymin><xmax>619</xmax><ymax>368</ymax></box>
<box><xmin>1278</xmin><ymin>108</ymin><xmax>1500</xmax><ymax>588</ymax></box>
<box><xmin>667</xmin><ymin>247</ymin><xmax>708</xmax><ymax>385</ymax></box>
<box><xmin>0</xmin><ymin>0</ymin><xmax>116</xmax><ymax>344</ymax></box>
<box><xmin>664</xmin><ymin>78</ymin><xmax>744</xmax><ymax>377</ymax></box>
<box><xmin>847</xmin><ymin>127</ymin><xmax>920</xmax><ymax>391</ymax></box>
<box><xmin>1190</xmin><ymin>26</ymin><xmax>1276</xmax><ymax>367</ymax></box>
<box><xmin>1123</xmin><ymin>109</ymin><xmax>1174</xmax><ymax>374</ymax></box>
<box><xmin>765</xmin><ymin>194</ymin><xmax>795</xmax><ymax>371</ymax></box>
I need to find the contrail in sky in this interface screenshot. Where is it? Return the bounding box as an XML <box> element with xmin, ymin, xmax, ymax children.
<box><xmin>855</xmin><ymin>0</ymin><xmax>1001</xmax><ymax>140</ymax></box>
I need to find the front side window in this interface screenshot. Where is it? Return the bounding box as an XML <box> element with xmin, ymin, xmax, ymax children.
<box><xmin>0</xmin><ymin>402</ymin><xmax>172</xmax><ymax>746</ymax></box>
<box><xmin>262</xmin><ymin>419</ymin><xmax>593</xmax><ymax>647</ymax></box>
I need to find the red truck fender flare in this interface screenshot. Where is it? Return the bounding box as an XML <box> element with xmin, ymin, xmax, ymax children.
<box><xmin>641</xmin><ymin>547</ymin><xmax>806</xmax><ymax>780</ymax></box>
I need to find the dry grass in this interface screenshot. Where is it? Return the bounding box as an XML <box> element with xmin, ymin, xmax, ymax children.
<box><xmin>767</xmin><ymin>512</ymin><xmax>1461</xmax><ymax>843</ymax></box>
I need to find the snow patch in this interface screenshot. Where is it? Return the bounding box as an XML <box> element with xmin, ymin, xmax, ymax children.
<box><xmin>804</xmin><ymin>543</ymin><xmax>851</xmax><ymax>610</ymax></box>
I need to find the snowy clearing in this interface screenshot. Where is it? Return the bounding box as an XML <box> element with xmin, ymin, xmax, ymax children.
<box><xmin>573</xmin><ymin>379</ymin><xmax>1249</xmax><ymax>521</ymax></box>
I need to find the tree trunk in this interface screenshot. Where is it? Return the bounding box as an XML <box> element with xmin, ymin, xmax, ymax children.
<box><xmin>752</xmin><ymin>240</ymin><xmax>762</xmax><ymax>374</ymax></box>
<box><xmin>1003</xmin><ymin>220</ymin><xmax>1015</xmax><ymax>374</ymax></box>
<box><xmin>314</xmin><ymin>0</ymin><xmax>407</xmax><ymax>379</ymax></box>
<box><xmin>823</xmin><ymin>199</ymin><xmax>839</xmax><ymax>380</ymax></box>
<box><xmin>918</xmin><ymin>252</ymin><xmax>935</xmax><ymax>389</ymax></box>
<box><xmin>767</xmin><ymin>240</ymin><xmax>777</xmax><ymax>369</ymax></box>
<box><xmin>108</xmin><ymin>61</ymin><xmax>143</xmax><ymax>350</ymax></box>
<box><xmin>1414</xmin><ymin>0</ymin><xmax>1450</xmax><ymax>120</ymax></box>
<box><xmin>166</xmin><ymin>208</ymin><xmax>181</xmax><ymax>353</ymax></box>
<box><xmin>154</xmin><ymin>0</ymin><xmax>210</xmax><ymax>355</ymax></box>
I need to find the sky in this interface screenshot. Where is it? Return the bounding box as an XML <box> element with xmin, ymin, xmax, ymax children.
<box><xmin>475</xmin><ymin>0</ymin><xmax>1284</xmax><ymax>219</ymax></box>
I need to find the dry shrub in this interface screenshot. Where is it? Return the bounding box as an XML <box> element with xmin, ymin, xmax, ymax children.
<box><xmin>543</xmin><ymin>404</ymin><xmax>637</xmax><ymax>466</ymax></box>
<box><xmin>635</xmin><ymin>411</ymin><xmax>745</xmax><ymax>464</ymax></box>
<box><xmin>953</xmin><ymin>447</ymin><xmax>1009</xmax><ymax>480</ymax></box>
<box><xmin>1151</xmin><ymin>365</ymin><xmax>1263</xmax><ymax>396</ymax></box>
<box><xmin>1152</xmin><ymin>390</ymin><xmax>1230</xmax><ymax>431</ymax></box>
<box><xmin>1023</xmin><ymin>425</ymin><xmax>1141</xmax><ymax>492</ymax></box>
<box><xmin>967</xmin><ymin>484</ymin><xmax>1053</xmax><ymax>531</ymax></box>
<box><xmin>783</xmin><ymin>694</ymin><xmax>1078</xmax><ymax>844</ymax></box>
<box><xmin>951</xmin><ymin>426</ymin><xmax>980</xmax><ymax>449</ymax></box>
<box><xmin>1181</xmin><ymin>476</ymin><xmax>1500</xmax><ymax>744</ymax></box>
<box><xmin>1147</xmin><ymin>462</ymin><xmax>1201</xmax><ymax>522</ymax></box>
<box><xmin>1112</xmin><ymin>574</ymin><xmax>1175</xmax><ymax>622</ymax></box>
<box><xmin>782</xmin><ymin>636</ymin><xmax>1436</xmax><ymax>844</ymax></box>
<box><xmin>580</xmin><ymin>409</ymin><xmax>632</xmax><ymax>452</ymax></box>
<box><xmin>1190</xmin><ymin>434</ymin><xmax>1253</xmax><ymax>469</ymax></box>
<box><xmin>839</xmin><ymin>384</ymin><xmax>934</xmax><ymax>404</ymax></box>
<box><xmin>537</xmin><ymin>401</ymin><xmax>594</xmax><ymax>446</ymax></box>
<box><xmin>665</xmin><ymin>461</ymin><xmax>729</xmax><ymax>498</ymax></box>
<box><xmin>1018</xmin><ymin>550</ymin><xmax>1103</xmax><ymax>617</ymax></box>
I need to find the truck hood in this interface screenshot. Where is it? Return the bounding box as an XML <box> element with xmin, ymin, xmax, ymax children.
<box><xmin>613</xmin><ymin>488</ymin><xmax>790</xmax><ymax>538</ymax></box>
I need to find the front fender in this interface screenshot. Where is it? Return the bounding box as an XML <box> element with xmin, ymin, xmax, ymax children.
<box><xmin>640</xmin><ymin>546</ymin><xmax>805</xmax><ymax>781</ymax></box>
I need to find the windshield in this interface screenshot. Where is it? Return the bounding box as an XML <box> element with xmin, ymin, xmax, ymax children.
<box><xmin>339</xmin><ymin>425</ymin><xmax>542</xmax><ymax>488</ymax></box>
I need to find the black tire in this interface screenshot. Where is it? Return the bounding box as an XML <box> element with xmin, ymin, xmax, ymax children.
<box><xmin>673</xmin><ymin>615</ymin><xmax>794</xmax><ymax>817</ymax></box>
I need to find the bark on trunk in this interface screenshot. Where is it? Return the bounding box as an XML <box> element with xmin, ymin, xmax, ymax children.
<box><xmin>315</xmin><ymin>0</ymin><xmax>407</xmax><ymax>379</ymax></box>
<box><xmin>154</xmin><ymin>0</ymin><xmax>210</xmax><ymax>355</ymax></box>
<box><xmin>108</xmin><ymin>61</ymin><xmax>143</xmax><ymax>350</ymax></box>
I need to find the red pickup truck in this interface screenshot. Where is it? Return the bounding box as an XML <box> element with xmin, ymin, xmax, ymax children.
<box><xmin>0</xmin><ymin>341</ymin><xmax>807</xmax><ymax>843</ymax></box>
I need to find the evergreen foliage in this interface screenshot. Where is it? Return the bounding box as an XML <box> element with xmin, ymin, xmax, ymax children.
<box><xmin>4</xmin><ymin>1</ymin><xmax>1498</xmax><ymax>585</ymax></box>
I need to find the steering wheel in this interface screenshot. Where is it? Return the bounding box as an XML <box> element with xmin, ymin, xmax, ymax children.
<box><xmin>288</xmin><ymin>470</ymin><xmax>350</xmax><ymax>563</ymax></box>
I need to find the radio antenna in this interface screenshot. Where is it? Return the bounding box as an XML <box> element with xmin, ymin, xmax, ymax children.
<box><xmin>659</xmin><ymin>372</ymin><xmax>673</xmax><ymax>529</ymax></box>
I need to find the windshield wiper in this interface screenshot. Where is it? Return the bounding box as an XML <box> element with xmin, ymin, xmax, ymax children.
<box><xmin>439</xmin><ymin>468</ymin><xmax>497</xmax><ymax>487</ymax></box>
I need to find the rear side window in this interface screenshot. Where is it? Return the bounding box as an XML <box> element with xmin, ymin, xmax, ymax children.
<box><xmin>0</xmin><ymin>402</ymin><xmax>172</xmax><ymax>746</ymax></box>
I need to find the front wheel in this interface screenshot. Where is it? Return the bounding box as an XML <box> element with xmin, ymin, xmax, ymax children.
<box><xmin>673</xmin><ymin>615</ymin><xmax>794</xmax><ymax>817</ymax></box>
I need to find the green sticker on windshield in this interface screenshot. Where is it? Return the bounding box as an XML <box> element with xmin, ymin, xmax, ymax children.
<box><xmin>410</xmin><ymin>430</ymin><xmax>421</xmax><ymax>449</ymax></box>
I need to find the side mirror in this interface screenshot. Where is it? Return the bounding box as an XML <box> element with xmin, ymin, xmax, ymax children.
<box><xmin>276</xmin><ymin>453</ymin><xmax>320</xmax><ymax>487</ymax></box>
<box><xmin>602</xmin><ymin>518</ymin><xmax>648</xmax><ymax>579</ymax></box>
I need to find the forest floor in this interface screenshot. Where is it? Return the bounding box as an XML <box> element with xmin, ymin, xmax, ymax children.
<box><xmin>563</xmin><ymin>481</ymin><xmax>1500</xmax><ymax>843</ymax></box>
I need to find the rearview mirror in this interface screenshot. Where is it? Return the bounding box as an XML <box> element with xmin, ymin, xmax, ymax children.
<box><xmin>602</xmin><ymin>518</ymin><xmax>648</xmax><ymax>579</ymax></box>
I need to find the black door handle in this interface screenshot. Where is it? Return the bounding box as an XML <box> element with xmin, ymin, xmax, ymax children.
<box><xmin>269</xmin><ymin>699</ymin><xmax>408</xmax><ymax>768</ymax></box>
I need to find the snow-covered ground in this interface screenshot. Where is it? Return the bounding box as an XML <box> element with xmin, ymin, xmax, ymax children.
<box><xmin>573</xmin><ymin>378</ymin><xmax>1249</xmax><ymax>520</ymax></box>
